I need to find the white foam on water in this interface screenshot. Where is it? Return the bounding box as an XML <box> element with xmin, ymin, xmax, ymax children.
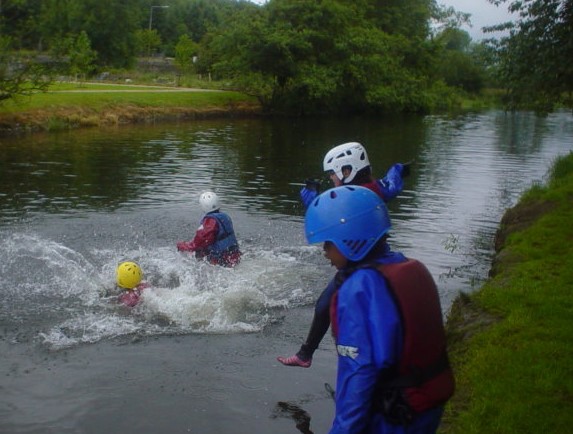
<box><xmin>0</xmin><ymin>233</ymin><xmax>102</xmax><ymax>303</ymax></box>
<box><xmin>0</xmin><ymin>233</ymin><xmax>328</xmax><ymax>350</ymax></box>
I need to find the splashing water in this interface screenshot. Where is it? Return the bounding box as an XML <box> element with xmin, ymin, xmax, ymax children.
<box><xmin>0</xmin><ymin>233</ymin><xmax>326</xmax><ymax>350</ymax></box>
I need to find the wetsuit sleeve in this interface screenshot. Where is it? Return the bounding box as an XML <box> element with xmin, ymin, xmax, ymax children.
<box><xmin>300</xmin><ymin>187</ymin><xmax>319</xmax><ymax>210</ymax></box>
<box><xmin>377</xmin><ymin>163</ymin><xmax>405</xmax><ymax>202</ymax></box>
<box><xmin>329</xmin><ymin>270</ymin><xmax>402</xmax><ymax>434</ymax></box>
<box><xmin>179</xmin><ymin>218</ymin><xmax>219</xmax><ymax>252</ymax></box>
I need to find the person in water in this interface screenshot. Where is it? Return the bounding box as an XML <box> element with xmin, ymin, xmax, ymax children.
<box><xmin>177</xmin><ymin>191</ymin><xmax>242</xmax><ymax>268</ymax></box>
<box><xmin>116</xmin><ymin>261</ymin><xmax>149</xmax><ymax>307</ymax></box>
<box><xmin>278</xmin><ymin>142</ymin><xmax>410</xmax><ymax>367</ymax></box>
<box><xmin>304</xmin><ymin>185</ymin><xmax>454</xmax><ymax>433</ymax></box>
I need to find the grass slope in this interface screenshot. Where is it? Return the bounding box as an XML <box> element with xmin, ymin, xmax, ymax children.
<box><xmin>443</xmin><ymin>152</ymin><xmax>573</xmax><ymax>433</ymax></box>
<box><xmin>0</xmin><ymin>82</ymin><xmax>260</xmax><ymax>133</ymax></box>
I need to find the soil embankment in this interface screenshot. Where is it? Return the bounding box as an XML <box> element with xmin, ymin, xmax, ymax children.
<box><xmin>0</xmin><ymin>101</ymin><xmax>262</xmax><ymax>135</ymax></box>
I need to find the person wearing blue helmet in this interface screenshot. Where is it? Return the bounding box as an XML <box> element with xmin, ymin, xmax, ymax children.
<box><xmin>279</xmin><ymin>142</ymin><xmax>410</xmax><ymax>368</ymax></box>
<box><xmin>304</xmin><ymin>186</ymin><xmax>454</xmax><ymax>433</ymax></box>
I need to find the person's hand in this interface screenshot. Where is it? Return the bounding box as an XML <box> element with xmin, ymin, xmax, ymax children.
<box><xmin>177</xmin><ymin>241</ymin><xmax>189</xmax><ymax>252</ymax></box>
<box><xmin>401</xmin><ymin>161</ymin><xmax>413</xmax><ymax>177</ymax></box>
<box><xmin>304</xmin><ymin>178</ymin><xmax>321</xmax><ymax>193</ymax></box>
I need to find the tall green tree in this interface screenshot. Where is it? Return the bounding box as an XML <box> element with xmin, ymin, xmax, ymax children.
<box><xmin>433</xmin><ymin>27</ymin><xmax>485</xmax><ymax>93</ymax></box>
<box><xmin>0</xmin><ymin>35</ymin><xmax>53</xmax><ymax>104</ymax></box>
<box><xmin>134</xmin><ymin>29</ymin><xmax>162</xmax><ymax>57</ymax></box>
<box><xmin>67</xmin><ymin>31</ymin><xmax>97</xmax><ymax>82</ymax></box>
<box><xmin>202</xmin><ymin>0</ymin><xmax>453</xmax><ymax>114</ymax></box>
<box><xmin>0</xmin><ymin>0</ymin><xmax>43</xmax><ymax>50</ymax></box>
<box><xmin>39</xmin><ymin>0</ymin><xmax>143</xmax><ymax>68</ymax></box>
<box><xmin>174</xmin><ymin>35</ymin><xmax>199</xmax><ymax>74</ymax></box>
<box><xmin>154</xmin><ymin>0</ymin><xmax>259</xmax><ymax>57</ymax></box>
<box><xmin>487</xmin><ymin>0</ymin><xmax>573</xmax><ymax>110</ymax></box>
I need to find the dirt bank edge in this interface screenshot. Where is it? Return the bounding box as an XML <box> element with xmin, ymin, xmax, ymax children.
<box><xmin>0</xmin><ymin>101</ymin><xmax>263</xmax><ymax>135</ymax></box>
<box><xmin>442</xmin><ymin>195</ymin><xmax>556</xmax><ymax>430</ymax></box>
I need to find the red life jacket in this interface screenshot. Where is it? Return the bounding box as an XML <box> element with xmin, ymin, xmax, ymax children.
<box><xmin>361</xmin><ymin>179</ymin><xmax>386</xmax><ymax>201</ymax></box>
<box><xmin>330</xmin><ymin>259</ymin><xmax>455</xmax><ymax>413</ymax></box>
<box><xmin>118</xmin><ymin>282</ymin><xmax>149</xmax><ymax>307</ymax></box>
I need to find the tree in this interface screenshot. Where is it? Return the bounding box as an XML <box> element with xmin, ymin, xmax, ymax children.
<box><xmin>134</xmin><ymin>29</ymin><xmax>162</xmax><ymax>57</ymax></box>
<box><xmin>0</xmin><ymin>0</ymin><xmax>43</xmax><ymax>50</ymax></box>
<box><xmin>68</xmin><ymin>31</ymin><xmax>97</xmax><ymax>83</ymax></box>
<box><xmin>486</xmin><ymin>0</ymin><xmax>573</xmax><ymax>111</ymax></box>
<box><xmin>39</xmin><ymin>0</ymin><xmax>142</xmax><ymax>68</ymax></box>
<box><xmin>433</xmin><ymin>27</ymin><xmax>485</xmax><ymax>93</ymax></box>
<box><xmin>175</xmin><ymin>35</ymin><xmax>199</xmax><ymax>74</ymax></box>
<box><xmin>0</xmin><ymin>36</ymin><xmax>53</xmax><ymax>104</ymax></box>
<box><xmin>202</xmin><ymin>0</ymin><xmax>453</xmax><ymax>114</ymax></box>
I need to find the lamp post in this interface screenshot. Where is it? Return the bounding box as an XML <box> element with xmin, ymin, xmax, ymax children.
<box><xmin>149</xmin><ymin>5</ymin><xmax>169</xmax><ymax>31</ymax></box>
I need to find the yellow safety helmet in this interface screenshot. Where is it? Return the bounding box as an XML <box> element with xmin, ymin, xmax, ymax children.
<box><xmin>116</xmin><ymin>261</ymin><xmax>143</xmax><ymax>289</ymax></box>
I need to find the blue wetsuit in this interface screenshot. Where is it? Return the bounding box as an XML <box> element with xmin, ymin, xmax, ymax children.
<box><xmin>330</xmin><ymin>248</ymin><xmax>444</xmax><ymax>433</ymax></box>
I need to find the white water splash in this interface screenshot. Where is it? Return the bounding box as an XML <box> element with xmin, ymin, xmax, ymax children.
<box><xmin>0</xmin><ymin>233</ymin><xmax>326</xmax><ymax>350</ymax></box>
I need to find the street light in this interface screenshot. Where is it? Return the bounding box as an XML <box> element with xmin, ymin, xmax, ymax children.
<box><xmin>149</xmin><ymin>5</ymin><xmax>169</xmax><ymax>31</ymax></box>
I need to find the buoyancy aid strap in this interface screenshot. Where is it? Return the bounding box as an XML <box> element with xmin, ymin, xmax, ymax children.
<box><xmin>377</xmin><ymin>349</ymin><xmax>450</xmax><ymax>389</ymax></box>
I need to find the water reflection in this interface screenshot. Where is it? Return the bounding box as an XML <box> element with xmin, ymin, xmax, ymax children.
<box><xmin>0</xmin><ymin>115</ymin><xmax>430</xmax><ymax>221</ymax></box>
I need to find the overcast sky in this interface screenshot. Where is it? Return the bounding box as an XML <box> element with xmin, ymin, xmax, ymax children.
<box><xmin>439</xmin><ymin>0</ymin><xmax>517</xmax><ymax>40</ymax></box>
<box><xmin>248</xmin><ymin>0</ymin><xmax>518</xmax><ymax>41</ymax></box>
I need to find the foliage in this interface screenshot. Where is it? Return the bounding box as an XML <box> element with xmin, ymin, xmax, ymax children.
<box><xmin>432</xmin><ymin>28</ymin><xmax>485</xmax><ymax>93</ymax></box>
<box><xmin>67</xmin><ymin>31</ymin><xmax>98</xmax><ymax>82</ymax></box>
<box><xmin>0</xmin><ymin>36</ymin><xmax>53</xmax><ymax>104</ymax></box>
<box><xmin>485</xmin><ymin>0</ymin><xmax>573</xmax><ymax>111</ymax></box>
<box><xmin>0</xmin><ymin>0</ymin><xmax>43</xmax><ymax>50</ymax></box>
<box><xmin>0</xmin><ymin>0</ymin><xmax>504</xmax><ymax>114</ymax></box>
<box><xmin>174</xmin><ymin>35</ymin><xmax>199</xmax><ymax>73</ymax></box>
<box><xmin>38</xmin><ymin>0</ymin><xmax>142</xmax><ymax>68</ymax></box>
<box><xmin>468</xmin><ymin>41</ymin><xmax>502</xmax><ymax>88</ymax></box>
<box><xmin>202</xmin><ymin>0</ymin><xmax>456</xmax><ymax>114</ymax></box>
<box><xmin>134</xmin><ymin>29</ymin><xmax>162</xmax><ymax>57</ymax></box>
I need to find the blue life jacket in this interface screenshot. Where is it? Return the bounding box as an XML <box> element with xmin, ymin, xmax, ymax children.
<box><xmin>202</xmin><ymin>211</ymin><xmax>239</xmax><ymax>260</ymax></box>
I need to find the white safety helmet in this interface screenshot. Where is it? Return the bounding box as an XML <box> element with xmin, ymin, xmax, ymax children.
<box><xmin>323</xmin><ymin>142</ymin><xmax>370</xmax><ymax>184</ymax></box>
<box><xmin>199</xmin><ymin>191</ymin><xmax>220</xmax><ymax>213</ymax></box>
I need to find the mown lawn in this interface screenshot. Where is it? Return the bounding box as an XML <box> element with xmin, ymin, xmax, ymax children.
<box><xmin>0</xmin><ymin>82</ymin><xmax>257</xmax><ymax>113</ymax></box>
<box><xmin>0</xmin><ymin>82</ymin><xmax>261</xmax><ymax>132</ymax></box>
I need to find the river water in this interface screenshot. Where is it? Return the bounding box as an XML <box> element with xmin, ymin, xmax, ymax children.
<box><xmin>0</xmin><ymin>110</ymin><xmax>571</xmax><ymax>433</ymax></box>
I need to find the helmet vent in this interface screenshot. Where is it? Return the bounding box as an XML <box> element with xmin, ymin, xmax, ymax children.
<box><xmin>342</xmin><ymin>239</ymin><xmax>368</xmax><ymax>257</ymax></box>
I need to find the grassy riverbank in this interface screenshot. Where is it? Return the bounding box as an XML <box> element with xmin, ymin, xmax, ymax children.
<box><xmin>443</xmin><ymin>151</ymin><xmax>573</xmax><ymax>433</ymax></box>
<box><xmin>0</xmin><ymin>82</ymin><xmax>261</xmax><ymax>134</ymax></box>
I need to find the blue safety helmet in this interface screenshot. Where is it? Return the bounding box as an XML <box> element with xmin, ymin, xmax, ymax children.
<box><xmin>304</xmin><ymin>186</ymin><xmax>391</xmax><ymax>261</ymax></box>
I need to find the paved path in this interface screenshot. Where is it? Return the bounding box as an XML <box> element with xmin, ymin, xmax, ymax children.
<box><xmin>50</xmin><ymin>82</ymin><xmax>223</xmax><ymax>93</ymax></box>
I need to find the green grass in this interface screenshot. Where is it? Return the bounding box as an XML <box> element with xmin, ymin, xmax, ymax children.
<box><xmin>0</xmin><ymin>82</ymin><xmax>257</xmax><ymax>113</ymax></box>
<box><xmin>443</xmin><ymin>151</ymin><xmax>573</xmax><ymax>433</ymax></box>
<box><xmin>49</xmin><ymin>82</ymin><xmax>169</xmax><ymax>90</ymax></box>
